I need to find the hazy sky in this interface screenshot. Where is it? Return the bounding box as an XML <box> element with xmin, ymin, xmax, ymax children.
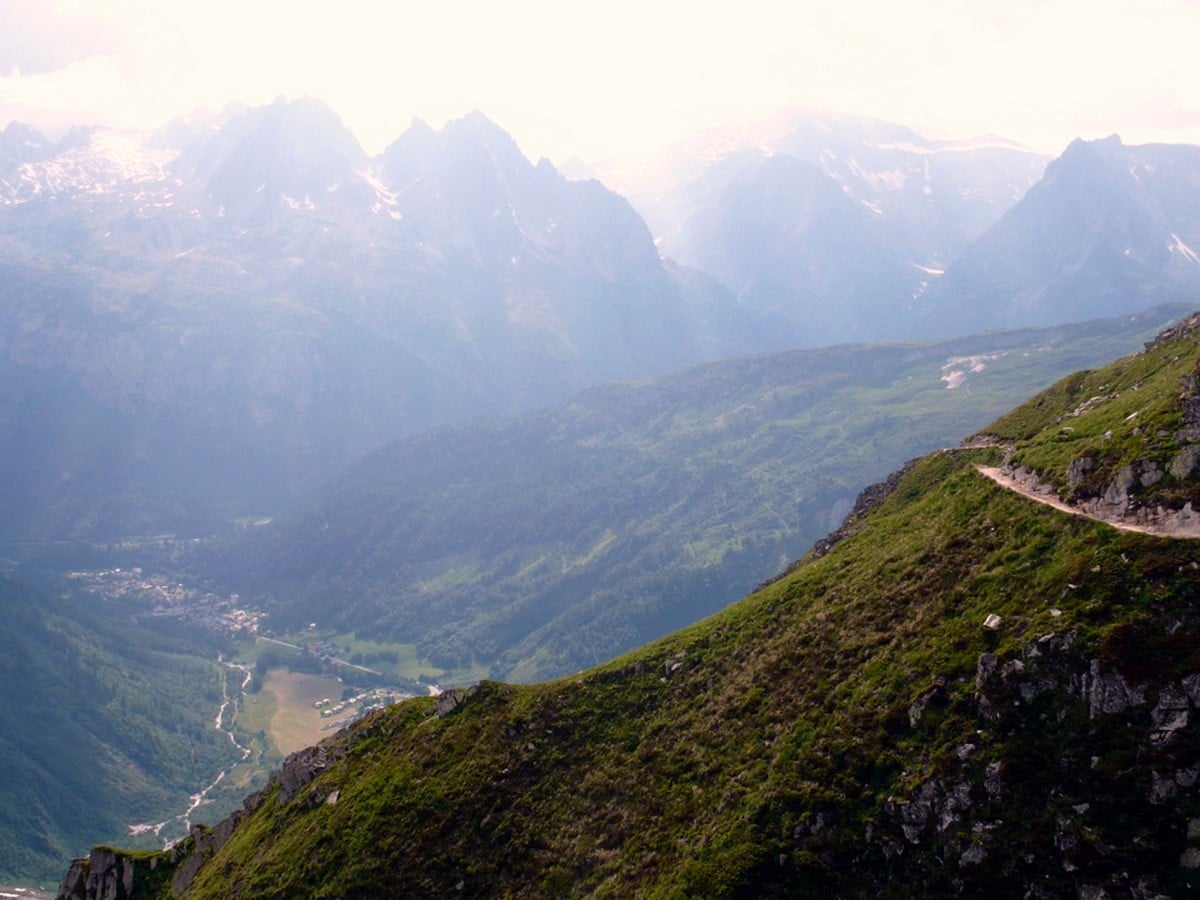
<box><xmin>2</xmin><ymin>0</ymin><xmax>1200</xmax><ymax>163</ymax></box>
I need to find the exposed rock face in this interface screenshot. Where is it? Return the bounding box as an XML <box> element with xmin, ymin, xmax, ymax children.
<box><xmin>1143</xmin><ymin>310</ymin><xmax>1200</xmax><ymax>354</ymax></box>
<box><xmin>274</xmin><ymin>742</ymin><xmax>347</xmax><ymax>806</ymax></box>
<box><xmin>166</xmin><ymin>743</ymin><xmax>350</xmax><ymax>894</ymax></box>
<box><xmin>56</xmin><ymin>858</ymin><xmax>89</xmax><ymax>900</ymax></box>
<box><xmin>858</xmin><ymin>630</ymin><xmax>1200</xmax><ymax>897</ymax></box>
<box><xmin>1067</xmin><ymin>455</ymin><xmax>1095</xmax><ymax>489</ymax></box>
<box><xmin>57</xmin><ymin>847</ymin><xmax>154</xmax><ymax>900</ymax></box>
<box><xmin>1000</xmin><ymin>316</ymin><xmax>1200</xmax><ymax>532</ymax></box>
<box><xmin>1180</xmin><ymin>374</ymin><xmax>1200</xmax><ymax>443</ymax></box>
<box><xmin>1169</xmin><ymin>444</ymin><xmax>1200</xmax><ymax>480</ymax></box>
<box><xmin>436</xmin><ymin>685</ymin><xmax>479</xmax><ymax>717</ymax></box>
<box><xmin>997</xmin><ymin>458</ymin><xmax>1200</xmax><ymax>535</ymax></box>
<box><xmin>1081</xmin><ymin>658</ymin><xmax>1146</xmax><ymax>718</ymax></box>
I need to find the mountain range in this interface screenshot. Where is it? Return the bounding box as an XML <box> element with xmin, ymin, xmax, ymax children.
<box><xmin>4</xmin><ymin>102</ymin><xmax>1200</xmax><ymax>549</ymax></box>
<box><xmin>619</xmin><ymin>109</ymin><xmax>1049</xmax><ymax>346</ymax></box>
<box><xmin>0</xmin><ymin>100</ymin><xmax>752</xmax><ymax>546</ymax></box>
<box><xmin>918</xmin><ymin>134</ymin><xmax>1200</xmax><ymax>334</ymax></box>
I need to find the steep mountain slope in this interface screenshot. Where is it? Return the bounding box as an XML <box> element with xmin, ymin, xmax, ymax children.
<box><xmin>63</xmin><ymin>316</ymin><xmax>1200</xmax><ymax>898</ymax></box>
<box><xmin>208</xmin><ymin>306</ymin><xmax>1187</xmax><ymax>684</ymax></box>
<box><xmin>628</xmin><ymin>109</ymin><xmax>1047</xmax><ymax>263</ymax></box>
<box><xmin>0</xmin><ymin>578</ymin><xmax>239</xmax><ymax>883</ymax></box>
<box><xmin>921</xmin><ymin>135</ymin><xmax>1200</xmax><ymax>335</ymax></box>
<box><xmin>616</xmin><ymin>110</ymin><xmax>1048</xmax><ymax>345</ymax></box>
<box><xmin>0</xmin><ymin>100</ymin><xmax>752</xmax><ymax>545</ymax></box>
<box><xmin>662</xmin><ymin>152</ymin><xmax>913</xmax><ymax>346</ymax></box>
<box><xmin>367</xmin><ymin>110</ymin><xmax>753</xmax><ymax>391</ymax></box>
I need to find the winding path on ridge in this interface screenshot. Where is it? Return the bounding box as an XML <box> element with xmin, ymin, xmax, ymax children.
<box><xmin>974</xmin><ymin>465</ymin><xmax>1200</xmax><ymax>539</ymax></box>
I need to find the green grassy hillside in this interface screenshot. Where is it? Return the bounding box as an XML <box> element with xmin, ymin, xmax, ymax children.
<box><xmin>210</xmin><ymin>305</ymin><xmax>1191</xmax><ymax>683</ymax></box>
<box><xmin>984</xmin><ymin>311</ymin><xmax>1200</xmax><ymax>518</ymax></box>
<box><xmin>78</xmin><ymin>317</ymin><xmax>1200</xmax><ymax>898</ymax></box>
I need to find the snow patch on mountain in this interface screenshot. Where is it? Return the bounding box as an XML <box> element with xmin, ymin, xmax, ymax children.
<box><xmin>0</xmin><ymin>129</ymin><xmax>176</xmax><ymax>206</ymax></box>
<box><xmin>283</xmin><ymin>194</ymin><xmax>317</xmax><ymax>212</ymax></box>
<box><xmin>363</xmin><ymin>169</ymin><xmax>400</xmax><ymax>218</ymax></box>
<box><xmin>846</xmin><ymin>160</ymin><xmax>906</xmax><ymax>191</ymax></box>
<box><xmin>1168</xmin><ymin>233</ymin><xmax>1200</xmax><ymax>264</ymax></box>
<box><xmin>941</xmin><ymin>350</ymin><xmax>1007</xmax><ymax>389</ymax></box>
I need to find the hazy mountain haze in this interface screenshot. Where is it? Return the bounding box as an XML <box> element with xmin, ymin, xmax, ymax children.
<box><xmin>3</xmin><ymin>1</ymin><xmax>1200</xmax><ymax>168</ymax></box>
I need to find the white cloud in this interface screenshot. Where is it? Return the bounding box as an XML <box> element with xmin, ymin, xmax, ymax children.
<box><xmin>0</xmin><ymin>55</ymin><xmax>131</xmax><ymax>127</ymax></box>
<box><xmin>2</xmin><ymin>0</ymin><xmax>1200</xmax><ymax>161</ymax></box>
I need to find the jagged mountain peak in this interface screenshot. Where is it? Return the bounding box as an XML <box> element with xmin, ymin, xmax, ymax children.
<box><xmin>378</xmin><ymin>109</ymin><xmax>532</xmax><ymax>191</ymax></box>
<box><xmin>1062</xmin><ymin>132</ymin><xmax>1123</xmax><ymax>153</ymax></box>
<box><xmin>0</xmin><ymin>120</ymin><xmax>51</xmax><ymax>149</ymax></box>
<box><xmin>0</xmin><ymin>96</ymin><xmax>759</xmax><ymax>552</ymax></box>
<box><xmin>174</xmin><ymin>95</ymin><xmax>369</xmax><ymax>211</ymax></box>
<box><xmin>373</xmin><ymin>107</ymin><xmax>657</xmax><ymax>272</ymax></box>
<box><xmin>919</xmin><ymin>134</ymin><xmax>1200</xmax><ymax>335</ymax></box>
<box><xmin>1043</xmin><ymin>134</ymin><xmax>1128</xmax><ymax>181</ymax></box>
<box><xmin>376</xmin><ymin>117</ymin><xmax>448</xmax><ymax>187</ymax></box>
<box><xmin>392</xmin><ymin>115</ymin><xmax>438</xmax><ymax>147</ymax></box>
<box><xmin>444</xmin><ymin>108</ymin><xmax>521</xmax><ymax>145</ymax></box>
<box><xmin>0</xmin><ymin>120</ymin><xmax>53</xmax><ymax>170</ymax></box>
<box><xmin>622</xmin><ymin>109</ymin><xmax>1049</xmax><ymax>348</ymax></box>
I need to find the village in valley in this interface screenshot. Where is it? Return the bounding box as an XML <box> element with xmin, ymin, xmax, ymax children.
<box><xmin>312</xmin><ymin>689</ymin><xmax>406</xmax><ymax>731</ymax></box>
<box><xmin>59</xmin><ymin>563</ymin><xmax>418</xmax><ymax>850</ymax></box>
<box><xmin>65</xmin><ymin>566</ymin><xmax>421</xmax><ymax>710</ymax></box>
<box><xmin>67</xmin><ymin>567</ymin><xmax>265</xmax><ymax>639</ymax></box>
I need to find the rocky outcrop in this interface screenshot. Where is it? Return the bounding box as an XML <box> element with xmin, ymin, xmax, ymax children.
<box><xmin>997</xmin><ymin>317</ymin><xmax>1200</xmax><ymax>531</ymax></box>
<box><xmin>1143</xmin><ymin>310</ymin><xmax>1200</xmax><ymax>355</ymax></box>
<box><xmin>1080</xmin><ymin>657</ymin><xmax>1147</xmax><ymax>718</ymax></box>
<box><xmin>850</xmin><ymin>630</ymin><xmax>1200</xmax><ymax>897</ymax></box>
<box><xmin>57</xmin><ymin>847</ymin><xmax>165</xmax><ymax>900</ymax></box>
<box><xmin>435</xmin><ymin>684</ymin><xmax>480</xmax><ymax>717</ymax></box>
<box><xmin>1066</xmin><ymin>455</ymin><xmax>1095</xmax><ymax>489</ymax></box>
<box><xmin>994</xmin><ymin>461</ymin><xmax>1200</xmax><ymax>536</ymax></box>
<box><xmin>274</xmin><ymin>742</ymin><xmax>347</xmax><ymax>806</ymax></box>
